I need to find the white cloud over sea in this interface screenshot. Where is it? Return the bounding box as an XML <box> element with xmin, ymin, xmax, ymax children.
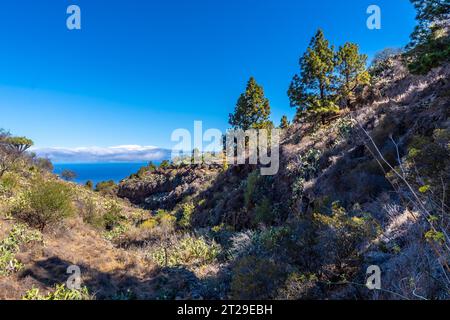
<box><xmin>32</xmin><ymin>145</ymin><xmax>171</xmax><ymax>163</ymax></box>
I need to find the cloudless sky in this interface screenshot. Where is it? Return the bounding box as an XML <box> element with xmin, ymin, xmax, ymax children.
<box><xmin>0</xmin><ymin>0</ymin><xmax>416</xmax><ymax>149</ymax></box>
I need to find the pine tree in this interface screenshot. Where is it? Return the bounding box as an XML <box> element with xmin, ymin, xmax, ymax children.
<box><xmin>335</xmin><ymin>42</ymin><xmax>370</xmax><ymax>109</ymax></box>
<box><xmin>280</xmin><ymin>115</ymin><xmax>290</xmax><ymax>129</ymax></box>
<box><xmin>288</xmin><ymin>29</ymin><xmax>338</xmax><ymax>122</ymax></box>
<box><xmin>409</xmin><ymin>0</ymin><xmax>450</xmax><ymax>49</ymax></box>
<box><xmin>229</xmin><ymin>77</ymin><xmax>272</xmax><ymax>130</ymax></box>
<box><xmin>407</xmin><ymin>0</ymin><xmax>450</xmax><ymax>74</ymax></box>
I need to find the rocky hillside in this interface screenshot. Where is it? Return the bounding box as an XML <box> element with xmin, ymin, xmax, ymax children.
<box><xmin>117</xmin><ymin>58</ymin><xmax>450</xmax><ymax>299</ymax></box>
<box><xmin>0</xmin><ymin>57</ymin><xmax>449</xmax><ymax>300</ymax></box>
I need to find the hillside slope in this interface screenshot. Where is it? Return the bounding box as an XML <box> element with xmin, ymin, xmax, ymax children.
<box><xmin>0</xmin><ymin>58</ymin><xmax>449</xmax><ymax>300</ymax></box>
<box><xmin>118</xmin><ymin>58</ymin><xmax>450</xmax><ymax>299</ymax></box>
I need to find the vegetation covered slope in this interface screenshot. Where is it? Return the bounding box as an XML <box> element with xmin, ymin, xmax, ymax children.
<box><xmin>0</xmin><ymin>0</ymin><xmax>449</xmax><ymax>300</ymax></box>
<box><xmin>117</xmin><ymin>57</ymin><xmax>450</xmax><ymax>300</ymax></box>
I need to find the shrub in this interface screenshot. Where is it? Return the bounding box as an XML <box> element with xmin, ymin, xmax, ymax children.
<box><xmin>95</xmin><ymin>180</ymin><xmax>118</xmax><ymax>195</ymax></box>
<box><xmin>244</xmin><ymin>171</ymin><xmax>259</xmax><ymax>209</ymax></box>
<box><xmin>85</xmin><ymin>180</ymin><xmax>93</xmax><ymax>190</ymax></box>
<box><xmin>0</xmin><ymin>224</ymin><xmax>42</xmax><ymax>276</ymax></box>
<box><xmin>0</xmin><ymin>172</ymin><xmax>18</xmax><ymax>195</ymax></box>
<box><xmin>12</xmin><ymin>180</ymin><xmax>74</xmax><ymax>231</ymax></box>
<box><xmin>254</xmin><ymin>197</ymin><xmax>273</xmax><ymax>225</ymax></box>
<box><xmin>140</xmin><ymin>218</ymin><xmax>158</xmax><ymax>230</ymax></box>
<box><xmin>23</xmin><ymin>284</ymin><xmax>92</xmax><ymax>300</ymax></box>
<box><xmin>230</xmin><ymin>255</ymin><xmax>285</xmax><ymax>299</ymax></box>
<box><xmin>155</xmin><ymin>209</ymin><xmax>176</xmax><ymax>232</ymax></box>
<box><xmin>80</xmin><ymin>197</ymin><xmax>98</xmax><ymax>226</ymax></box>
<box><xmin>103</xmin><ymin>224</ymin><xmax>129</xmax><ymax>241</ymax></box>
<box><xmin>298</xmin><ymin>148</ymin><xmax>322</xmax><ymax>180</ymax></box>
<box><xmin>150</xmin><ymin>236</ymin><xmax>220</xmax><ymax>267</ymax></box>
<box><xmin>255</xmin><ymin>226</ymin><xmax>291</xmax><ymax>252</ymax></box>
<box><xmin>407</xmin><ymin>37</ymin><xmax>450</xmax><ymax>74</ymax></box>
<box><xmin>178</xmin><ymin>202</ymin><xmax>195</xmax><ymax>228</ymax></box>
<box><xmin>102</xmin><ymin>202</ymin><xmax>123</xmax><ymax>231</ymax></box>
<box><xmin>313</xmin><ymin>202</ymin><xmax>380</xmax><ymax>267</ymax></box>
<box><xmin>138</xmin><ymin>210</ymin><xmax>176</xmax><ymax>234</ymax></box>
<box><xmin>159</xmin><ymin>160</ymin><xmax>170</xmax><ymax>169</ymax></box>
<box><xmin>369</xmin><ymin>48</ymin><xmax>403</xmax><ymax>78</ymax></box>
<box><xmin>137</xmin><ymin>161</ymin><xmax>157</xmax><ymax>177</ymax></box>
<box><xmin>34</xmin><ymin>157</ymin><xmax>53</xmax><ymax>172</ymax></box>
<box><xmin>277</xmin><ymin>272</ymin><xmax>320</xmax><ymax>300</ymax></box>
<box><xmin>61</xmin><ymin>169</ymin><xmax>77</xmax><ymax>181</ymax></box>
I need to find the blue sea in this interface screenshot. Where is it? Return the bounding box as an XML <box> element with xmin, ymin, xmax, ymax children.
<box><xmin>53</xmin><ymin>162</ymin><xmax>153</xmax><ymax>186</ymax></box>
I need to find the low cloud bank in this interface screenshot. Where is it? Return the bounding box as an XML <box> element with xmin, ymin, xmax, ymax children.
<box><xmin>32</xmin><ymin>145</ymin><xmax>171</xmax><ymax>163</ymax></box>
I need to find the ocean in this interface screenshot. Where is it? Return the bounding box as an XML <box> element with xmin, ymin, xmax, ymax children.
<box><xmin>53</xmin><ymin>162</ymin><xmax>152</xmax><ymax>186</ymax></box>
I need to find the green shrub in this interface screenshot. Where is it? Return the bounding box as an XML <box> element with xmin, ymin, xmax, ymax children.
<box><xmin>159</xmin><ymin>160</ymin><xmax>170</xmax><ymax>169</ymax></box>
<box><xmin>12</xmin><ymin>180</ymin><xmax>74</xmax><ymax>231</ymax></box>
<box><xmin>255</xmin><ymin>226</ymin><xmax>291</xmax><ymax>252</ymax></box>
<box><xmin>150</xmin><ymin>236</ymin><xmax>220</xmax><ymax>267</ymax></box>
<box><xmin>178</xmin><ymin>202</ymin><xmax>195</xmax><ymax>228</ymax></box>
<box><xmin>140</xmin><ymin>218</ymin><xmax>158</xmax><ymax>230</ymax></box>
<box><xmin>155</xmin><ymin>209</ymin><xmax>176</xmax><ymax>231</ymax></box>
<box><xmin>23</xmin><ymin>284</ymin><xmax>92</xmax><ymax>300</ymax></box>
<box><xmin>34</xmin><ymin>157</ymin><xmax>53</xmax><ymax>172</ymax></box>
<box><xmin>95</xmin><ymin>180</ymin><xmax>117</xmax><ymax>195</ymax></box>
<box><xmin>244</xmin><ymin>171</ymin><xmax>259</xmax><ymax>209</ymax></box>
<box><xmin>0</xmin><ymin>172</ymin><xmax>18</xmax><ymax>195</ymax></box>
<box><xmin>230</xmin><ymin>255</ymin><xmax>285</xmax><ymax>299</ymax></box>
<box><xmin>61</xmin><ymin>169</ymin><xmax>77</xmax><ymax>181</ymax></box>
<box><xmin>277</xmin><ymin>272</ymin><xmax>319</xmax><ymax>300</ymax></box>
<box><xmin>0</xmin><ymin>224</ymin><xmax>42</xmax><ymax>276</ymax></box>
<box><xmin>313</xmin><ymin>202</ymin><xmax>380</xmax><ymax>266</ymax></box>
<box><xmin>102</xmin><ymin>202</ymin><xmax>123</xmax><ymax>231</ymax></box>
<box><xmin>80</xmin><ymin>197</ymin><xmax>98</xmax><ymax>226</ymax></box>
<box><xmin>103</xmin><ymin>224</ymin><xmax>129</xmax><ymax>241</ymax></box>
<box><xmin>137</xmin><ymin>161</ymin><xmax>157</xmax><ymax>177</ymax></box>
<box><xmin>407</xmin><ymin>39</ymin><xmax>450</xmax><ymax>75</ymax></box>
<box><xmin>85</xmin><ymin>180</ymin><xmax>93</xmax><ymax>190</ymax></box>
<box><xmin>254</xmin><ymin>197</ymin><xmax>273</xmax><ymax>225</ymax></box>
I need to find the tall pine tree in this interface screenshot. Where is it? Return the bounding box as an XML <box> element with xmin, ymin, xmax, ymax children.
<box><xmin>280</xmin><ymin>115</ymin><xmax>290</xmax><ymax>129</ymax></box>
<box><xmin>288</xmin><ymin>29</ymin><xmax>338</xmax><ymax>122</ymax></box>
<box><xmin>335</xmin><ymin>42</ymin><xmax>370</xmax><ymax>109</ymax></box>
<box><xmin>409</xmin><ymin>0</ymin><xmax>449</xmax><ymax>49</ymax></box>
<box><xmin>407</xmin><ymin>0</ymin><xmax>450</xmax><ymax>74</ymax></box>
<box><xmin>229</xmin><ymin>77</ymin><xmax>272</xmax><ymax>130</ymax></box>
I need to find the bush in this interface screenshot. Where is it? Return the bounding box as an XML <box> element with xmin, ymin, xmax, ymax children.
<box><xmin>155</xmin><ymin>209</ymin><xmax>176</xmax><ymax>232</ymax></box>
<box><xmin>136</xmin><ymin>161</ymin><xmax>157</xmax><ymax>177</ymax></box>
<box><xmin>61</xmin><ymin>169</ymin><xmax>77</xmax><ymax>181</ymax></box>
<box><xmin>95</xmin><ymin>180</ymin><xmax>118</xmax><ymax>195</ymax></box>
<box><xmin>33</xmin><ymin>157</ymin><xmax>54</xmax><ymax>172</ymax></box>
<box><xmin>102</xmin><ymin>202</ymin><xmax>123</xmax><ymax>231</ymax></box>
<box><xmin>313</xmin><ymin>202</ymin><xmax>380</xmax><ymax>267</ymax></box>
<box><xmin>85</xmin><ymin>180</ymin><xmax>93</xmax><ymax>190</ymax></box>
<box><xmin>23</xmin><ymin>284</ymin><xmax>92</xmax><ymax>300</ymax></box>
<box><xmin>407</xmin><ymin>38</ymin><xmax>450</xmax><ymax>74</ymax></box>
<box><xmin>150</xmin><ymin>236</ymin><xmax>220</xmax><ymax>267</ymax></box>
<box><xmin>369</xmin><ymin>48</ymin><xmax>403</xmax><ymax>78</ymax></box>
<box><xmin>178</xmin><ymin>202</ymin><xmax>195</xmax><ymax>228</ymax></box>
<box><xmin>140</xmin><ymin>218</ymin><xmax>158</xmax><ymax>230</ymax></box>
<box><xmin>254</xmin><ymin>197</ymin><xmax>273</xmax><ymax>225</ymax></box>
<box><xmin>0</xmin><ymin>172</ymin><xmax>18</xmax><ymax>195</ymax></box>
<box><xmin>277</xmin><ymin>272</ymin><xmax>320</xmax><ymax>300</ymax></box>
<box><xmin>80</xmin><ymin>197</ymin><xmax>98</xmax><ymax>226</ymax></box>
<box><xmin>159</xmin><ymin>160</ymin><xmax>170</xmax><ymax>169</ymax></box>
<box><xmin>244</xmin><ymin>171</ymin><xmax>259</xmax><ymax>209</ymax></box>
<box><xmin>230</xmin><ymin>255</ymin><xmax>285</xmax><ymax>299</ymax></box>
<box><xmin>0</xmin><ymin>224</ymin><xmax>42</xmax><ymax>276</ymax></box>
<box><xmin>12</xmin><ymin>180</ymin><xmax>74</xmax><ymax>231</ymax></box>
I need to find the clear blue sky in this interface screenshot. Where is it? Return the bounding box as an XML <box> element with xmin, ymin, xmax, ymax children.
<box><xmin>0</xmin><ymin>0</ymin><xmax>416</xmax><ymax>149</ymax></box>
